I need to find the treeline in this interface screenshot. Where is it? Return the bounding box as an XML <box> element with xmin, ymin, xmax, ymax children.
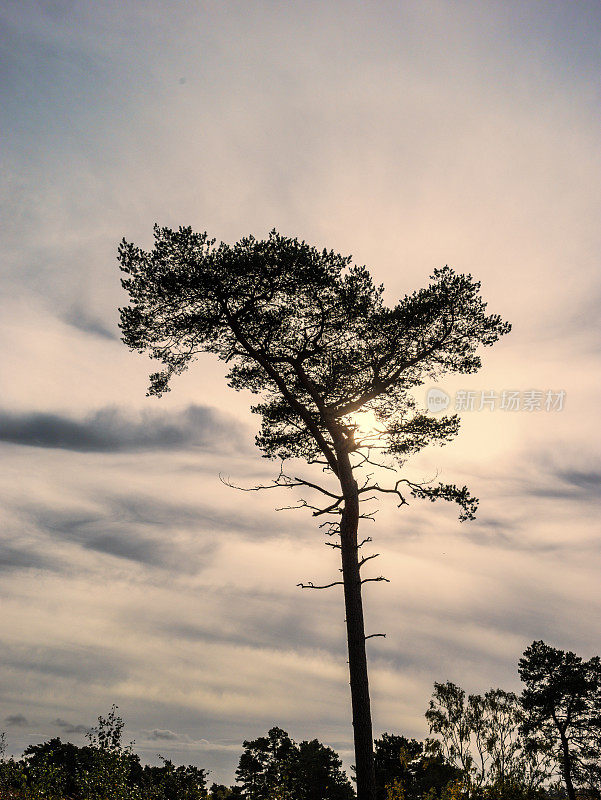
<box><xmin>1</xmin><ymin>640</ymin><xmax>600</xmax><ymax>800</ymax></box>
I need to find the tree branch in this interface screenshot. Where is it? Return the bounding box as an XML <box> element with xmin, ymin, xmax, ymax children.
<box><xmin>297</xmin><ymin>581</ymin><xmax>344</xmax><ymax>590</ymax></box>
<box><xmin>219</xmin><ymin>300</ymin><xmax>340</xmax><ymax>476</ymax></box>
<box><xmin>219</xmin><ymin>471</ymin><xmax>342</xmax><ymax>502</ymax></box>
<box><xmin>330</xmin><ymin>312</ymin><xmax>456</xmax><ymax>418</ymax></box>
<box><xmin>358</xmin><ymin>553</ymin><xmax>380</xmax><ymax>568</ymax></box>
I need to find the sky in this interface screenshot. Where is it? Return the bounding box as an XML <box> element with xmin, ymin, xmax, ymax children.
<box><xmin>1</xmin><ymin>0</ymin><xmax>601</xmax><ymax>786</ymax></box>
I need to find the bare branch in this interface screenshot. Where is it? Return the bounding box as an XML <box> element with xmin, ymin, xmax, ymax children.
<box><xmin>275</xmin><ymin>497</ymin><xmax>342</xmax><ymax>516</ymax></box>
<box><xmin>220</xmin><ymin>471</ymin><xmax>341</xmax><ymax>500</ymax></box>
<box><xmin>361</xmin><ymin>576</ymin><xmax>390</xmax><ymax>585</ymax></box>
<box><xmin>292</xmin><ymin>477</ymin><xmax>343</xmax><ymax>499</ymax></box>
<box><xmin>365</xmin><ymin>633</ymin><xmax>387</xmax><ymax>640</ymax></box>
<box><xmin>351</xmin><ymin>449</ymin><xmax>397</xmax><ymax>472</ymax></box>
<box><xmin>319</xmin><ymin>521</ymin><xmax>341</xmax><ymax>536</ymax></box>
<box><xmin>312</xmin><ymin>496</ymin><xmax>344</xmax><ymax>517</ymax></box>
<box><xmin>359</xmin><ymin>479</ymin><xmax>409</xmax><ymax>507</ymax></box>
<box><xmin>358</xmin><ymin>553</ymin><xmax>380</xmax><ymax>568</ymax></box>
<box><xmin>297</xmin><ymin>581</ymin><xmax>344</xmax><ymax>590</ymax></box>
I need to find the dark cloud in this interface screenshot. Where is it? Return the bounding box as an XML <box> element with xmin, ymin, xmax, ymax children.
<box><xmin>0</xmin><ymin>405</ymin><xmax>247</xmax><ymax>453</ymax></box>
<box><xmin>556</xmin><ymin>468</ymin><xmax>601</xmax><ymax>496</ymax></box>
<box><xmin>63</xmin><ymin>304</ymin><xmax>119</xmax><ymax>341</ymax></box>
<box><xmin>54</xmin><ymin>718</ymin><xmax>91</xmax><ymax>735</ymax></box>
<box><xmin>3</xmin><ymin>481</ymin><xmax>300</xmax><ymax>575</ymax></box>
<box><xmin>0</xmin><ymin>543</ymin><xmax>59</xmax><ymax>573</ymax></box>
<box><xmin>5</xmin><ymin>714</ymin><xmax>28</xmax><ymax>727</ymax></box>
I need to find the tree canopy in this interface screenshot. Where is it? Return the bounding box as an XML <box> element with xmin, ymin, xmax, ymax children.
<box><xmin>119</xmin><ymin>227</ymin><xmax>509</xmax><ymax>514</ymax></box>
<box><xmin>235</xmin><ymin>727</ymin><xmax>354</xmax><ymax>800</ymax></box>
<box><xmin>519</xmin><ymin>640</ymin><xmax>601</xmax><ymax>800</ymax></box>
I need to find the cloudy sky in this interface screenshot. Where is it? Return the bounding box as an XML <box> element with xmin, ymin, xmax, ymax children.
<box><xmin>1</xmin><ymin>0</ymin><xmax>601</xmax><ymax>786</ymax></box>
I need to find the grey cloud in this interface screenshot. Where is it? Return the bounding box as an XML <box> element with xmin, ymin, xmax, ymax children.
<box><xmin>525</xmin><ymin>464</ymin><xmax>601</xmax><ymax>503</ymax></box>
<box><xmin>29</xmin><ymin>504</ymin><xmax>216</xmax><ymax>572</ymax></box>
<box><xmin>106</xmin><ymin>494</ymin><xmax>298</xmax><ymax>539</ymax></box>
<box><xmin>25</xmin><ymin>492</ymin><xmax>300</xmax><ymax>571</ymax></box>
<box><xmin>5</xmin><ymin>714</ymin><xmax>28</xmax><ymax>727</ymax></box>
<box><xmin>463</xmin><ymin>518</ymin><xmax>561</xmax><ymax>553</ymax></box>
<box><xmin>63</xmin><ymin>304</ymin><xmax>118</xmax><ymax>341</ymax></box>
<box><xmin>147</xmin><ymin>728</ymin><xmax>180</xmax><ymax>741</ymax></box>
<box><xmin>154</xmin><ymin>586</ymin><xmax>346</xmax><ymax>658</ymax></box>
<box><xmin>3</xmin><ymin>643</ymin><xmax>130</xmax><ymax>685</ymax></box>
<box><xmin>0</xmin><ymin>405</ymin><xmax>247</xmax><ymax>453</ymax></box>
<box><xmin>0</xmin><ymin>543</ymin><xmax>59</xmax><ymax>573</ymax></box>
<box><xmin>4</xmin><ymin>480</ymin><xmax>300</xmax><ymax>575</ymax></box>
<box><xmin>556</xmin><ymin>468</ymin><xmax>601</xmax><ymax>496</ymax></box>
<box><xmin>54</xmin><ymin>718</ymin><xmax>91</xmax><ymax>735</ymax></box>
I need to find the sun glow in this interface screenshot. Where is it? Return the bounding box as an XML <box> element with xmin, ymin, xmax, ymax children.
<box><xmin>350</xmin><ymin>408</ymin><xmax>382</xmax><ymax>440</ymax></box>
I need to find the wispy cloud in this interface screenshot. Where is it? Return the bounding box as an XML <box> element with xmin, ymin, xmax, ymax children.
<box><xmin>62</xmin><ymin>304</ymin><xmax>119</xmax><ymax>341</ymax></box>
<box><xmin>4</xmin><ymin>714</ymin><xmax>28</xmax><ymax>727</ymax></box>
<box><xmin>146</xmin><ymin>728</ymin><xmax>180</xmax><ymax>741</ymax></box>
<box><xmin>53</xmin><ymin>718</ymin><xmax>91</xmax><ymax>735</ymax></box>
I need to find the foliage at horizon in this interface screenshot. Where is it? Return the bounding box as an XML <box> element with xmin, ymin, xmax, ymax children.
<box><xmin>236</xmin><ymin>727</ymin><xmax>354</xmax><ymax>800</ymax></box>
<box><xmin>2</xmin><ymin>642</ymin><xmax>600</xmax><ymax>800</ymax></box>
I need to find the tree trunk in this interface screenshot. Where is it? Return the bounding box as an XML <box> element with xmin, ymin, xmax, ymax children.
<box><xmin>339</xmin><ymin>475</ymin><xmax>376</xmax><ymax>800</ymax></box>
<box><xmin>559</xmin><ymin>730</ymin><xmax>576</xmax><ymax>800</ymax></box>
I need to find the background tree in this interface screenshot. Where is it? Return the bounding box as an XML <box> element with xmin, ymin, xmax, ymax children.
<box><xmin>519</xmin><ymin>640</ymin><xmax>601</xmax><ymax>800</ymax></box>
<box><xmin>374</xmin><ymin>733</ymin><xmax>423</xmax><ymax>800</ymax></box>
<box><xmin>23</xmin><ymin>739</ymin><xmax>84</xmax><ymax>798</ymax></box>
<box><xmin>235</xmin><ymin>727</ymin><xmax>295</xmax><ymax>800</ymax></box>
<box><xmin>6</xmin><ymin>709</ymin><xmax>210</xmax><ymax>800</ymax></box>
<box><xmin>118</xmin><ymin>226</ymin><xmax>510</xmax><ymax>800</ymax></box>
<box><xmin>287</xmin><ymin>739</ymin><xmax>355</xmax><ymax>800</ymax></box>
<box><xmin>78</xmin><ymin>706</ymin><xmax>143</xmax><ymax>800</ymax></box>
<box><xmin>426</xmin><ymin>682</ymin><xmax>482</xmax><ymax>795</ymax></box>
<box><xmin>235</xmin><ymin>727</ymin><xmax>353</xmax><ymax>800</ymax></box>
<box><xmin>426</xmin><ymin>682</ymin><xmax>551</xmax><ymax>799</ymax></box>
<box><xmin>209</xmin><ymin>782</ymin><xmax>245</xmax><ymax>799</ymax></box>
<box><xmin>481</xmin><ymin>689</ymin><xmax>521</xmax><ymax>792</ymax></box>
<box><xmin>373</xmin><ymin>732</ymin><xmax>459</xmax><ymax>800</ymax></box>
<box><xmin>139</xmin><ymin>758</ymin><xmax>208</xmax><ymax>800</ymax></box>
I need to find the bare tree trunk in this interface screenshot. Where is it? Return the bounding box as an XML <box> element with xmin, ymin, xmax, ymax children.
<box><xmin>339</xmin><ymin>476</ymin><xmax>376</xmax><ymax>800</ymax></box>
